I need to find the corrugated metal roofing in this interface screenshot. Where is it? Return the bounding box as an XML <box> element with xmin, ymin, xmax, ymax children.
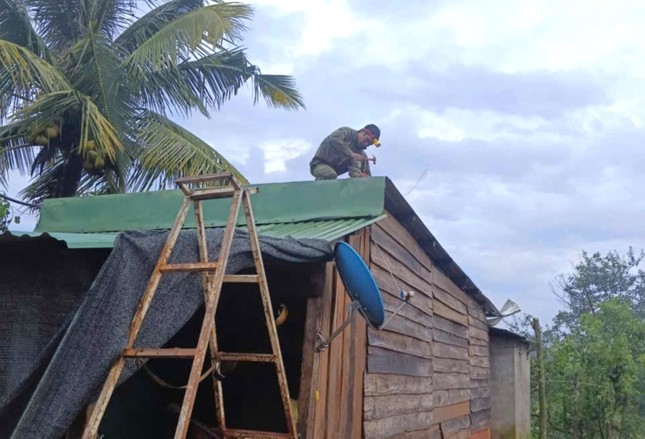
<box><xmin>7</xmin><ymin>178</ymin><xmax>389</xmax><ymax>248</ymax></box>
<box><xmin>34</xmin><ymin>178</ymin><xmax>386</xmax><ymax>233</ymax></box>
<box><xmin>7</xmin><ymin>216</ymin><xmax>387</xmax><ymax>249</ymax></box>
<box><xmin>256</xmin><ymin>215</ymin><xmax>386</xmax><ymax>241</ymax></box>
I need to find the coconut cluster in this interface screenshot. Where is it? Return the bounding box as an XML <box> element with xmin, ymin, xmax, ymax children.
<box><xmin>31</xmin><ymin>119</ymin><xmax>110</xmax><ymax>171</ymax></box>
<box><xmin>82</xmin><ymin>140</ymin><xmax>107</xmax><ymax>170</ymax></box>
<box><xmin>32</xmin><ymin>122</ymin><xmax>60</xmax><ymax>146</ymax></box>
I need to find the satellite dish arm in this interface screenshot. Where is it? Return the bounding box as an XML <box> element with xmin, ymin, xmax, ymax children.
<box><xmin>379</xmin><ymin>290</ymin><xmax>414</xmax><ymax>330</ymax></box>
<box><xmin>315</xmin><ymin>290</ymin><xmax>414</xmax><ymax>352</ymax></box>
<box><xmin>315</xmin><ymin>301</ymin><xmax>361</xmax><ymax>352</ymax></box>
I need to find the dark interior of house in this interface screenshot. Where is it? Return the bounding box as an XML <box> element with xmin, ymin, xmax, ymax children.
<box><xmin>98</xmin><ymin>261</ymin><xmax>325</xmax><ymax>438</ymax></box>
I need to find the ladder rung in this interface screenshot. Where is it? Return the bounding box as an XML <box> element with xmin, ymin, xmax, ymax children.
<box><xmin>190</xmin><ymin>187</ymin><xmax>237</xmax><ymax>200</ymax></box>
<box><xmin>219</xmin><ymin>353</ymin><xmax>276</xmax><ymax>363</ymax></box>
<box><xmin>223</xmin><ymin>429</ymin><xmax>292</xmax><ymax>438</ymax></box>
<box><xmin>159</xmin><ymin>262</ymin><xmax>219</xmax><ymax>273</ymax></box>
<box><xmin>176</xmin><ymin>172</ymin><xmax>233</xmax><ymax>185</ymax></box>
<box><xmin>123</xmin><ymin>348</ymin><xmax>197</xmax><ymax>358</ymax></box>
<box><xmin>223</xmin><ymin>274</ymin><xmax>259</xmax><ymax>283</ymax></box>
<box><xmin>190</xmin><ymin>186</ymin><xmax>259</xmax><ymax>200</ymax></box>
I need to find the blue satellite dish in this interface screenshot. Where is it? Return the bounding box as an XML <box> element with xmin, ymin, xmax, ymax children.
<box><xmin>334</xmin><ymin>242</ymin><xmax>385</xmax><ymax>328</ymax></box>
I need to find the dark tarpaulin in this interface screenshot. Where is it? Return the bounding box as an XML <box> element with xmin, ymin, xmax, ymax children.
<box><xmin>8</xmin><ymin>229</ymin><xmax>332</xmax><ymax>439</ymax></box>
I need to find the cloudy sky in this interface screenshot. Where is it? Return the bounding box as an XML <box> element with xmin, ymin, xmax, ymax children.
<box><xmin>8</xmin><ymin>0</ymin><xmax>645</xmax><ymax>324</ymax></box>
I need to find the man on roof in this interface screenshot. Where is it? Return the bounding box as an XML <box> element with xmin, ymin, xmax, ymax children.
<box><xmin>309</xmin><ymin>124</ymin><xmax>381</xmax><ymax>180</ymax></box>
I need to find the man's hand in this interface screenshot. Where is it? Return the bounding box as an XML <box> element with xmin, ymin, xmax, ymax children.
<box><xmin>351</xmin><ymin>152</ymin><xmax>364</xmax><ymax>161</ymax></box>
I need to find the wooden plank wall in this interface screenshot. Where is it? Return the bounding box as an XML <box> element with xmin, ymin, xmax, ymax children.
<box><xmin>300</xmin><ymin>230</ymin><xmax>368</xmax><ymax>439</ymax></box>
<box><xmin>365</xmin><ymin>214</ymin><xmax>491</xmax><ymax>439</ymax></box>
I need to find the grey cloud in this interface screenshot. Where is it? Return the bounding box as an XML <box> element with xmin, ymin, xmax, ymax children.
<box><xmin>350</xmin><ymin>64</ymin><xmax>611</xmax><ymax>118</ymax></box>
<box><xmin>177</xmin><ymin>6</ymin><xmax>641</xmax><ymax>326</ymax></box>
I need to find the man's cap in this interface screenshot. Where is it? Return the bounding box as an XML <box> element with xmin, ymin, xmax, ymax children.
<box><xmin>364</xmin><ymin>124</ymin><xmax>381</xmax><ymax>146</ymax></box>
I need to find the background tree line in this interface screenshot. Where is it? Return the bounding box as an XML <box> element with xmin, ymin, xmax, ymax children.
<box><xmin>510</xmin><ymin>248</ymin><xmax>645</xmax><ymax>438</ymax></box>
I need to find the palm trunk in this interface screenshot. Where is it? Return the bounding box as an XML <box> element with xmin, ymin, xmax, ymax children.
<box><xmin>58</xmin><ymin>153</ymin><xmax>84</xmax><ymax>197</ymax></box>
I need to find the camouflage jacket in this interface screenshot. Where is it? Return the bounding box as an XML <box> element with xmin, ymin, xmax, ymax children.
<box><xmin>309</xmin><ymin>127</ymin><xmax>371</xmax><ymax>177</ymax></box>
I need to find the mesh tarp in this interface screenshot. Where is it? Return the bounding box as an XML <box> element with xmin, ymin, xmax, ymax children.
<box><xmin>7</xmin><ymin>229</ymin><xmax>332</xmax><ymax>439</ymax></box>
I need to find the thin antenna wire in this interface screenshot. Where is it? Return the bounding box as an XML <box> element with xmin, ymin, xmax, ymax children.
<box><xmin>369</xmin><ymin>229</ymin><xmax>403</xmax><ymax>294</ymax></box>
<box><xmin>404</xmin><ymin>167</ymin><xmax>428</xmax><ymax>197</ymax></box>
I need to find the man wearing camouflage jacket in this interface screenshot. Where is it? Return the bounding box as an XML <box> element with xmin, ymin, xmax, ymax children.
<box><xmin>309</xmin><ymin>124</ymin><xmax>381</xmax><ymax>180</ymax></box>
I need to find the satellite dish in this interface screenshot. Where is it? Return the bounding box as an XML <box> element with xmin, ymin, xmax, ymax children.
<box><xmin>315</xmin><ymin>242</ymin><xmax>414</xmax><ymax>352</ymax></box>
<box><xmin>334</xmin><ymin>241</ymin><xmax>385</xmax><ymax>327</ymax></box>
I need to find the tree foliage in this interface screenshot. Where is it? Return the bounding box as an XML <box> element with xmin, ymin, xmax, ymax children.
<box><xmin>547</xmin><ymin>300</ymin><xmax>645</xmax><ymax>438</ymax></box>
<box><xmin>512</xmin><ymin>249</ymin><xmax>645</xmax><ymax>438</ymax></box>
<box><xmin>0</xmin><ymin>0</ymin><xmax>304</xmax><ymax>205</ymax></box>
<box><xmin>509</xmin><ymin>249</ymin><xmax>645</xmax><ymax>438</ymax></box>
<box><xmin>0</xmin><ymin>196</ymin><xmax>9</xmax><ymax>232</ymax></box>
<box><xmin>552</xmin><ymin>248</ymin><xmax>645</xmax><ymax>335</ymax></box>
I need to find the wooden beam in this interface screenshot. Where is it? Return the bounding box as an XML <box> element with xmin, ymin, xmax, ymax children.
<box><xmin>434</xmin><ymin>401</ymin><xmax>470</xmax><ymax>424</ymax></box>
<box><xmin>364</xmin><ymin>411</ymin><xmax>434</xmax><ymax>439</ymax></box>
<box><xmin>434</xmin><ymin>301</ymin><xmax>469</xmax><ymax>326</ymax></box>
<box><xmin>310</xmin><ymin>263</ymin><xmax>335</xmax><ymax>439</ymax></box>
<box><xmin>364</xmin><ymin>374</ymin><xmax>433</xmax><ymax>396</ymax></box>
<box><xmin>364</xmin><ymin>394</ymin><xmax>433</xmax><ymax>421</ymax></box>
<box><xmin>367</xmin><ymin>347</ymin><xmax>433</xmax><ymax>377</ymax></box>
<box><xmin>297</xmin><ymin>296</ymin><xmax>324</xmax><ymax>437</ymax></box>
<box><xmin>368</xmin><ymin>328</ymin><xmax>432</xmax><ymax>359</ymax></box>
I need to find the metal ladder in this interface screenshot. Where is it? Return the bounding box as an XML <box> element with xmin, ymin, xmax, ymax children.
<box><xmin>82</xmin><ymin>172</ymin><xmax>296</xmax><ymax>439</ymax></box>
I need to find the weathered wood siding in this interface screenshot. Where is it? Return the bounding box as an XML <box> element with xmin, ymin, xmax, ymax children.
<box><xmin>301</xmin><ymin>230</ymin><xmax>368</xmax><ymax>439</ymax></box>
<box><xmin>364</xmin><ymin>214</ymin><xmax>491</xmax><ymax>439</ymax></box>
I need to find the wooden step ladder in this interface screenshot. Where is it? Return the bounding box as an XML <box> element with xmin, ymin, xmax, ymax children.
<box><xmin>82</xmin><ymin>172</ymin><xmax>296</xmax><ymax>439</ymax></box>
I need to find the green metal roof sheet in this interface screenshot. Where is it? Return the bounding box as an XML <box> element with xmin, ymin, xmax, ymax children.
<box><xmin>9</xmin><ymin>215</ymin><xmax>386</xmax><ymax>249</ymax></box>
<box><xmin>15</xmin><ymin>178</ymin><xmax>389</xmax><ymax>248</ymax></box>
<box><xmin>35</xmin><ymin>178</ymin><xmax>387</xmax><ymax>233</ymax></box>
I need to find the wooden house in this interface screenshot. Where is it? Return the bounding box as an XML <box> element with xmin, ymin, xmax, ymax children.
<box><xmin>1</xmin><ymin>177</ymin><xmax>501</xmax><ymax>438</ymax></box>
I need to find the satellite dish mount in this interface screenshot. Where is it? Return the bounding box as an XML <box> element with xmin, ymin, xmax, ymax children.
<box><xmin>315</xmin><ymin>242</ymin><xmax>414</xmax><ymax>352</ymax></box>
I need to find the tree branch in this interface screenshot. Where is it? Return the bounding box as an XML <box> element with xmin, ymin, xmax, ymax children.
<box><xmin>0</xmin><ymin>192</ymin><xmax>38</xmax><ymax>208</ymax></box>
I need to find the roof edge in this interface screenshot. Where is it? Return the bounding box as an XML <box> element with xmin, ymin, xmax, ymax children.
<box><xmin>383</xmin><ymin>178</ymin><xmax>500</xmax><ymax>317</ymax></box>
<box><xmin>35</xmin><ymin>178</ymin><xmax>387</xmax><ymax>233</ymax></box>
<box><xmin>490</xmin><ymin>327</ymin><xmax>530</xmax><ymax>344</ymax></box>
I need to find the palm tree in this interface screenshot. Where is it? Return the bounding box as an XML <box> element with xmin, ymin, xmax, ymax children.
<box><xmin>0</xmin><ymin>0</ymin><xmax>304</xmax><ymax>205</ymax></box>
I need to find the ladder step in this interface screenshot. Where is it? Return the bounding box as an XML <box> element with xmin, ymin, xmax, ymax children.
<box><xmin>219</xmin><ymin>353</ymin><xmax>276</xmax><ymax>363</ymax></box>
<box><xmin>176</xmin><ymin>172</ymin><xmax>234</xmax><ymax>185</ymax></box>
<box><xmin>223</xmin><ymin>428</ymin><xmax>292</xmax><ymax>438</ymax></box>
<box><xmin>159</xmin><ymin>262</ymin><xmax>219</xmax><ymax>273</ymax></box>
<box><xmin>223</xmin><ymin>274</ymin><xmax>259</xmax><ymax>283</ymax></box>
<box><xmin>189</xmin><ymin>186</ymin><xmax>259</xmax><ymax>200</ymax></box>
<box><xmin>190</xmin><ymin>187</ymin><xmax>236</xmax><ymax>200</ymax></box>
<box><xmin>123</xmin><ymin>348</ymin><xmax>197</xmax><ymax>358</ymax></box>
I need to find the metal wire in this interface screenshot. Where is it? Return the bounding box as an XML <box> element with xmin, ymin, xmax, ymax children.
<box><xmin>369</xmin><ymin>228</ymin><xmax>404</xmax><ymax>294</ymax></box>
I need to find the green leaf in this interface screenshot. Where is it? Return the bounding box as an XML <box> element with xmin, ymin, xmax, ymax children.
<box><xmin>252</xmin><ymin>73</ymin><xmax>305</xmax><ymax>110</ymax></box>
<box><xmin>0</xmin><ymin>39</ymin><xmax>70</xmax><ymax>96</ymax></box>
<box><xmin>130</xmin><ymin>110</ymin><xmax>247</xmax><ymax>191</ymax></box>
<box><xmin>0</xmin><ymin>0</ymin><xmax>51</xmax><ymax>59</ymax></box>
<box><xmin>122</xmin><ymin>3</ymin><xmax>252</xmax><ymax>73</ymax></box>
<box><xmin>66</xmin><ymin>31</ymin><xmax>135</xmax><ymax>147</ymax></box>
<box><xmin>15</xmin><ymin>91</ymin><xmax>125</xmax><ymax>161</ymax></box>
<box><xmin>0</xmin><ymin>120</ymin><xmax>38</xmax><ymax>182</ymax></box>
<box><xmin>132</xmin><ymin>48</ymin><xmax>250</xmax><ymax>117</ymax></box>
<box><xmin>91</xmin><ymin>0</ymin><xmax>139</xmax><ymax>41</ymax></box>
<box><xmin>25</xmin><ymin>0</ymin><xmax>84</xmax><ymax>50</ymax></box>
<box><xmin>116</xmin><ymin>0</ymin><xmax>204</xmax><ymax>53</ymax></box>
